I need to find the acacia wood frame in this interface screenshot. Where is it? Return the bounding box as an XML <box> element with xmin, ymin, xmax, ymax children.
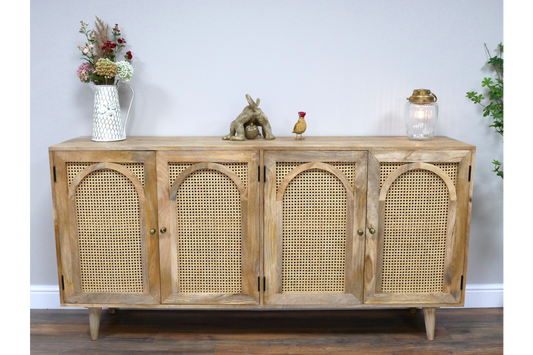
<box><xmin>263</xmin><ymin>151</ymin><xmax>368</xmax><ymax>305</ymax></box>
<box><xmin>156</xmin><ymin>151</ymin><xmax>261</xmax><ymax>305</ymax></box>
<box><xmin>51</xmin><ymin>150</ymin><xmax>160</xmax><ymax>305</ymax></box>
<box><xmin>49</xmin><ymin>137</ymin><xmax>476</xmax><ymax>342</ymax></box>
<box><xmin>364</xmin><ymin>150</ymin><xmax>473</xmax><ymax>306</ymax></box>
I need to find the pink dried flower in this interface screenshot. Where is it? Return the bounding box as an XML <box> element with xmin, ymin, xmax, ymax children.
<box><xmin>77</xmin><ymin>62</ymin><xmax>95</xmax><ymax>82</ymax></box>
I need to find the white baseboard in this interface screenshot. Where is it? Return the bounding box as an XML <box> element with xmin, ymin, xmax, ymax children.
<box><xmin>30</xmin><ymin>284</ymin><xmax>503</xmax><ymax>309</ymax></box>
<box><xmin>462</xmin><ymin>283</ymin><xmax>503</xmax><ymax>308</ymax></box>
<box><xmin>30</xmin><ymin>285</ymin><xmax>73</xmax><ymax>309</ymax></box>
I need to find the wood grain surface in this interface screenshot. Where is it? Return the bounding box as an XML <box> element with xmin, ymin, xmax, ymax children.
<box><xmin>49</xmin><ymin>136</ymin><xmax>476</xmax><ymax>152</ymax></box>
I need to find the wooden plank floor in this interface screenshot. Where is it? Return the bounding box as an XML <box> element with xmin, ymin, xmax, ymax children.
<box><xmin>30</xmin><ymin>308</ymin><xmax>503</xmax><ymax>354</ymax></box>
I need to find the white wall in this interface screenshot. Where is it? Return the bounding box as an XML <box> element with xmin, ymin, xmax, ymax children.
<box><xmin>30</xmin><ymin>0</ymin><xmax>503</xmax><ymax>303</ymax></box>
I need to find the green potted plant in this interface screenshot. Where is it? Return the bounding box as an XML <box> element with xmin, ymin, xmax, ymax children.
<box><xmin>466</xmin><ymin>43</ymin><xmax>503</xmax><ymax>178</ymax></box>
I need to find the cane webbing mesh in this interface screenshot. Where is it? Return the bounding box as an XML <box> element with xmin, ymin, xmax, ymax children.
<box><xmin>67</xmin><ymin>162</ymin><xmax>145</xmax><ymax>293</ymax></box>
<box><xmin>277</xmin><ymin>163</ymin><xmax>351</xmax><ymax>293</ymax></box>
<box><xmin>67</xmin><ymin>163</ymin><xmax>145</xmax><ymax>187</ymax></box>
<box><xmin>169</xmin><ymin>163</ymin><xmax>247</xmax><ymax>294</ymax></box>
<box><xmin>379</xmin><ymin>162</ymin><xmax>458</xmax><ymax>293</ymax></box>
<box><xmin>276</xmin><ymin>162</ymin><xmax>355</xmax><ymax>190</ymax></box>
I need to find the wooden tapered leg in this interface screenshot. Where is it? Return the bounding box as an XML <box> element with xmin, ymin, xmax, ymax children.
<box><xmin>109</xmin><ymin>308</ymin><xmax>116</xmax><ymax>314</ymax></box>
<box><xmin>88</xmin><ymin>307</ymin><xmax>102</xmax><ymax>340</ymax></box>
<box><xmin>410</xmin><ymin>307</ymin><xmax>417</xmax><ymax>314</ymax></box>
<box><xmin>423</xmin><ymin>307</ymin><xmax>436</xmax><ymax>340</ymax></box>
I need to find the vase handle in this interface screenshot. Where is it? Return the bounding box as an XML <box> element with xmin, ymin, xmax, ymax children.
<box><xmin>118</xmin><ymin>83</ymin><xmax>134</xmax><ymax>137</ymax></box>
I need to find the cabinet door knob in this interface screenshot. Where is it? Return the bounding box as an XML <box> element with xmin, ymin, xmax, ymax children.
<box><xmin>357</xmin><ymin>229</ymin><xmax>364</xmax><ymax>236</ymax></box>
<box><xmin>160</xmin><ymin>227</ymin><xmax>167</xmax><ymax>234</ymax></box>
<box><xmin>369</xmin><ymin>228</ymin><xmax>376</xmax><ymax>234</ymax></box>
<box><xmin>150</xmin><ymin>228</ymin><xmax>156</xmax><ymax>235</ymax></box>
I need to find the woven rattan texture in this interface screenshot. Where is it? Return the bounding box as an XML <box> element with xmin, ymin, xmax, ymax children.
<box><xmin>68</xmin><ymin>163</ymin><xmax>145</xmax><ymax>293</ymax></box>
<box><xmin>278</xmin><ymin>163</ymin><xmax>351</xmax><ymax>293</ymax></box>
<box><xmin>67</xmin><ymin>163</ymin><xmax>145</xmax><ymax>187</ymax></box>
<box><xmin>379</xmin><ymin>162</ymin><xmax>458</xmax><ymax>293</ymax></box>
<box><xmin>275</xmin><ymin>162</ymin><xmax>355</xmax><ymax>190</ymax></box>
<box><xmin>169</xmin><ymin>163</ymin><xmax>247</xmax><ymax>294</ymax></box>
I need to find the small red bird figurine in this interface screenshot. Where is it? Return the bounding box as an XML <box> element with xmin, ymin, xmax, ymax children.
<box><xmin>293</xmin><ymin>112</ymin><xmax>307</xmax><ymax>140</ymax></box>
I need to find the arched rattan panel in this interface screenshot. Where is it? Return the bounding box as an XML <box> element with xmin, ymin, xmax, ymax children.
<box><xmin>378</xmin><ymin>163</ymin><xmax>457</xmax><ymax>294</ymax></box>
<box><xmin>276</xmin><ymin>163</ymin><xmax>354</xmax><ymax>293</ymax></box>
<box><xmin>68</xmin><ymin>163</ymin><xmax>146</xmax><ymax>293</ymax></box>
<box><xmin>169</xmin><ymin>162</ymin><xmax>247</xmax><ymax>294</ymax></box>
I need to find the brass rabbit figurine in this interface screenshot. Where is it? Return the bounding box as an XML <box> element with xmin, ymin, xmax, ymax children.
<box><xmin>222</xmin><ymin>94</ymin><xmax>275</xmax><ymax>141</ymax></box>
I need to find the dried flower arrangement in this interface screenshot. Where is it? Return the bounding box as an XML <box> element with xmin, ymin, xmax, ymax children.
<box><xmin>77</xmin><ymin>16</ymin><xmax>134</xmax><ymax>85</ymax></box>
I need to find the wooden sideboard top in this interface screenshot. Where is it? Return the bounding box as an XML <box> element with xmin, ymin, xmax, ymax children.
<box><xmin>49</xmin><ymin>136</ymin><xmax>476</xmax><ymax>151</ymax></box>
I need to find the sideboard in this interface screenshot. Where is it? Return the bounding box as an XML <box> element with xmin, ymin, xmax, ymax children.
<box><xmin>48</xmin><ymin>136</ymin><xmax>475</xmax><ymax>340</ymax></box>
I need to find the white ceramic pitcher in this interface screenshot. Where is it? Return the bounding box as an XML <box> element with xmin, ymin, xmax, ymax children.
<box><xmin>90</xmin><ymin>83</ymin><xmax>134</xmax><ymax>142</ymax></box>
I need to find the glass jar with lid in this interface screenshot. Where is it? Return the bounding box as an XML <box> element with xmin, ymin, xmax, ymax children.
<box><xmin>405</xmin><ymin>89</ymin><xmax>438</xmax><ymax>140</ymax></box>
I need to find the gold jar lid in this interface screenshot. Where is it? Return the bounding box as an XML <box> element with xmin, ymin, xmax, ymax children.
<box><xmin>407</xmin><ymin>89</ymin><xmax>437</xmax><ymax>104</ymax></box>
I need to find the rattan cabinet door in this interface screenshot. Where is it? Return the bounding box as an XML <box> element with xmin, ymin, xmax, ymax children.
<box><xmin>51</xmin><ymin>151</ymin><xmax>160</xmax><ymax>305</ymax></box>
<box><xmin>157</xmin><ymin>151</ymin><xmax>260</xmax><ymax>305</ymax></box>
<box><xmin>364</xmin><ymin>150</ymin><xmax>473</xmax><ymax>306</ymax></box>
<box><xmin>263</xmin><ymin>151</ymin><xmax>367</xmax><ymax>306</ymax></box>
